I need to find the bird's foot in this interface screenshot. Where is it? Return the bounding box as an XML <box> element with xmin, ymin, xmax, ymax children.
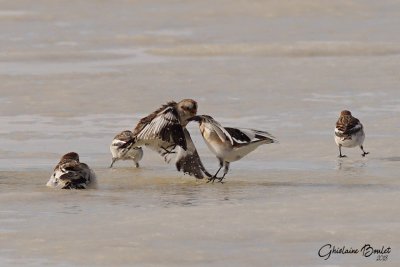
<box><xmin>206</xmin><ymin>177</ymin><xmax>216</xmax><ymax>183</ymax></box>
<box><xmin>207</xmin><ymin>176</ymin><xmax>225</xmax><ymax>184</ymax></box>
<box><xmin>217</xmin><ymin>177</ymin><xmax>225</xmax><ymax>184</ymax></box>
<box><xmin>362</xmin><ymin>152</ymin><xmax>369</xmax><ymax>157</ymax></box>
<box><xmin>163</xmin><ymin>154</ymin><xmax>175</xmax><ymax>163</ymax></box>
<box><xmin>338</xmin><ymin>155</ymin><xmax>347</xmax><ymax>158</ymax></box>
<box><xmin>161</xmin><ymin>151</ymin><xmax>176</xmax><ymax>157</ymax></box>
<box><xmin>207</xmin><ymin>176</ymin><xmax>219</xmax><ymax>184</ymax></box>
<box><xmin>161</xmin><ymin>150</ymin><xmax>176</xmax><ymax>162</ymax></box>
<box><xmin>161</xmin><ymin>148</ymin><xmax>176</xmax><ymax>163</ymax></box>
<box><xmin>161</xmin><ymin>146</ymin><xmax>176</xmax><ymax>156</ymax></box>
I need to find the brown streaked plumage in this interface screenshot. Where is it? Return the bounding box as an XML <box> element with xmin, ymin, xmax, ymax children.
<box><xmin>47</xmin><ymin>152</ymin><xmax>97</xmax><ymax>189</ymax></box>
<box><xmin>54</xmin><ymin>152</ymin><xmax>80</xmax><ymax>170</ymax></box>
<box><xmin>334</xmin><ymin>110</ymin><xmax>369</xmax><ymax>157</ymax></box>
<box><xmin>335</xmin><ymin>110</ymin><xmax>361</xmax><ymax>137</ymax></box>
<box><xmin>114</xmin><ymin>130</ymin><xmax>134</xmax><ymax>142</ymax></box>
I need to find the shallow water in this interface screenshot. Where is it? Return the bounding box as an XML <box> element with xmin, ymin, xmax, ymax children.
<box><xmin>1</xmin><ymin>0</ymin><xmax>400</xmax><ymax>266</ymax></box>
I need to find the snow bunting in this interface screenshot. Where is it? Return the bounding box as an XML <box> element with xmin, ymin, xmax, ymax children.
<box><xmin>47</xmin><ymin>152</ymin><xmax>97</xmax><ymax>189</ymax></box>
<box><xmin>122</xmin><ymin>99</ymin><xmax>211</xmax><ymax>179</ymax></box>
<box><xmin>110</xmin><ymin>130</ymin><xmax>143</xmax><ymax>168</ymax></box>
<box><xmin>188</xmin><ymin>115</ymin><xmax>277</xmax><ymax>183</ymax></box>
<box><xmin>335</xmin><ymin>110</ymin><xmax>369</xmax><ymax>158</ymax></box>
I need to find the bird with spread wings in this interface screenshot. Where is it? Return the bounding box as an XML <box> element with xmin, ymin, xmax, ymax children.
<box><xmin>122</xmin><ymin>99</ymin><xmax>212</xmax><ymax>179</ymax></box>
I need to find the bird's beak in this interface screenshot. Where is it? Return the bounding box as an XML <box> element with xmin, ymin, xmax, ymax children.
<box><xmin>187</xmin><ymin>115</ymin><xmax>202</xmax><ymax>122</ymax></box>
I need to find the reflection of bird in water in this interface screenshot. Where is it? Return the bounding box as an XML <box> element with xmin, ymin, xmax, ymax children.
<box><xmin>335</xmin><ymin>110</ymin><xmax>369</xmax><ymax>158</ymax></box>
<box><xmin>109</xmin><ymin>130</ymin><xmax>143</xmax><ymax>168</ymax></box>
<box><xmin>336</xmin><ymin>159</ymin><xmax>366</xmax><ymax>171</ymax></box>
<box><xmin>121</xmin><ymin>99</ymin><xmax>212</xmax><ymax>179</ymax></box>
<box><xmin>189</xmin><ymin>115</ymin><xmax>277</xmax><ymax>183</ymax></box>
<box><xmin>47</xmin><ymin>152</ymin><xmax>97</xmax><ymax>189</ymax></box>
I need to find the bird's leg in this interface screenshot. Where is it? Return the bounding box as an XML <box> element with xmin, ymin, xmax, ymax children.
<box><xmin>160</xmin><ymin>145</ymin><xmax>176</xmax><ymax>156</ymax></box>
<box><xmin>109</xmin><ymin>158</ymin><xmax>117</xmax><ymax>168</ymax></box>
<box><xmin>217</xmin><ymin>162</ymin><xmax>230</xmax><ymax>183</ymax></box>
<box><xmin>207</xmin><ymin>160</ymin><xmax>224</xmax><ymax>183</ymax></box>
<box><xmin>165</xmin><ymin>144</ymin><xmax>176</xmax><ymax>152</ymax></box>
<box><xmin>360</xmin><ymin>145</ymin><xmax>369</xmax><ymax>157</ymax></box>
<box><xmin>207</xmin><ymin>166</ymin><xmax>222</xmax><ymax>183</ymax></box>
<box><xmin>160</xmin><ymin>145</ymin><xmax>177</xmax><ymax>162</ymax></box>
<box><xmin>338</xmin><ymin>145</ymin><xmax>346</xmax><ymax>158</ymax></box>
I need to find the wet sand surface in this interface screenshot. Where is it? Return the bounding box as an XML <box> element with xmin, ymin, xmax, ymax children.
<box><xmin>1</xmin><ymin>0</ymin><xmax>400</xmax><ymax>266</ymax></box>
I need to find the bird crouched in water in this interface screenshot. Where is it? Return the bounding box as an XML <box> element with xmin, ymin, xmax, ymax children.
<box><xmin>335</xmin><ymin>110</ymin><xmax>369</xmax><ymax>158</ymax></box>
<box><xmin>188</xmin><ymin>115</ymin><xmax>277</xmax><ymax>183</ymax></box>
<box><xmin>47</xmin><ymin>152</ymin><xmax>97</xmax><ymax>189</ymax></box>
<box><xmin>109</xmin><ymin>130</ymin><xmax>143</xmax><ymax>168</ymax></box>
<box><xmin>121</xmin><ymin>99</ymin><xmax>212</xmax><ymax>179</ymax></box>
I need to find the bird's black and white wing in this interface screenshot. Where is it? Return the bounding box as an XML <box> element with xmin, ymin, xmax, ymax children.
<box><xmin>225</xmin><ymin>127</ymin><xmax>277</xmax><ymax>146</ymax></box>
<box><xmin>202</xmin><ymin>118</ymin><xmax>235</xmax><ymax>144</ymax></box>
<box><xmin>133</xmin><ymin>102</ymin><xmax>187</xmax><ymax>155</ymax></box>
<box><xmin>175</xmin><ymin>128</ymin><xmax>212</xmax><ymax>179</ymax></box>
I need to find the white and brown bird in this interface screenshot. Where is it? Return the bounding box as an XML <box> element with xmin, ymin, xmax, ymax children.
<box><xmin>121</xmin><ymin>99</ymin><xmax>212</xmax><ymax>179</ymax></box>
<box><xmin>335</xmin><ymin>110</ymin><xmax>369</xmax><ymax>158</ymax></box>
<box><xmin>188</xmin><ymin>115</ymin><xmax>277</xmax><ymax>183</ymax></box>
<box><xmin>110</xmin><ymin>130</ymin><xmax>143</xmax><ymax>168</ymax></box>
<box><xmin>47</xmin><ymin>152</ymin><xmax>97</xmax><ymax>189</ymax></box>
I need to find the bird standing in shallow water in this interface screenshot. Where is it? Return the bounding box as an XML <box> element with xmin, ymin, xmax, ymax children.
<box><xmin>109</xmin><ymin>130</ymin><xmax>143</xmax><ymax>168</ymax></box>
<box><xmin>335</xmin><ymin>110</ymin><xmax>369</xmax><ymax>158</ymax></box>
<box><xmin>47</xmin><ymin>152</ymin><xmax>97</xmax><ymax>189</ymax></box>
<box><xmin>188</xmin><ymin>115</ymin><xmax>277</xmax><ymax>183</ymax></box>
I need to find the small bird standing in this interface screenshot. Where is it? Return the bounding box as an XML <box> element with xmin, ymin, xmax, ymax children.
<box><xmin>122</xmin><ymin>99</ymin><xmax>211</xmax><ymax>179</ymax></box>
<box><xmin>335</xmin><ymin>110</ymin><xmax>369</xmax><ymax>158</ymax></box>
<box><xmin>188</xmin><ymin>115</ymin><xmax>277</xmax><ymax>183</ymax></box>
<box><xmin>47</xmin><ymin>152</ymin><xmax>97</xmax><ymax>189</ymax></box>
<box><xmin>109</xmin><ymin>130</ymin><xmax>143</xmax><ymax>168</ymax></box>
